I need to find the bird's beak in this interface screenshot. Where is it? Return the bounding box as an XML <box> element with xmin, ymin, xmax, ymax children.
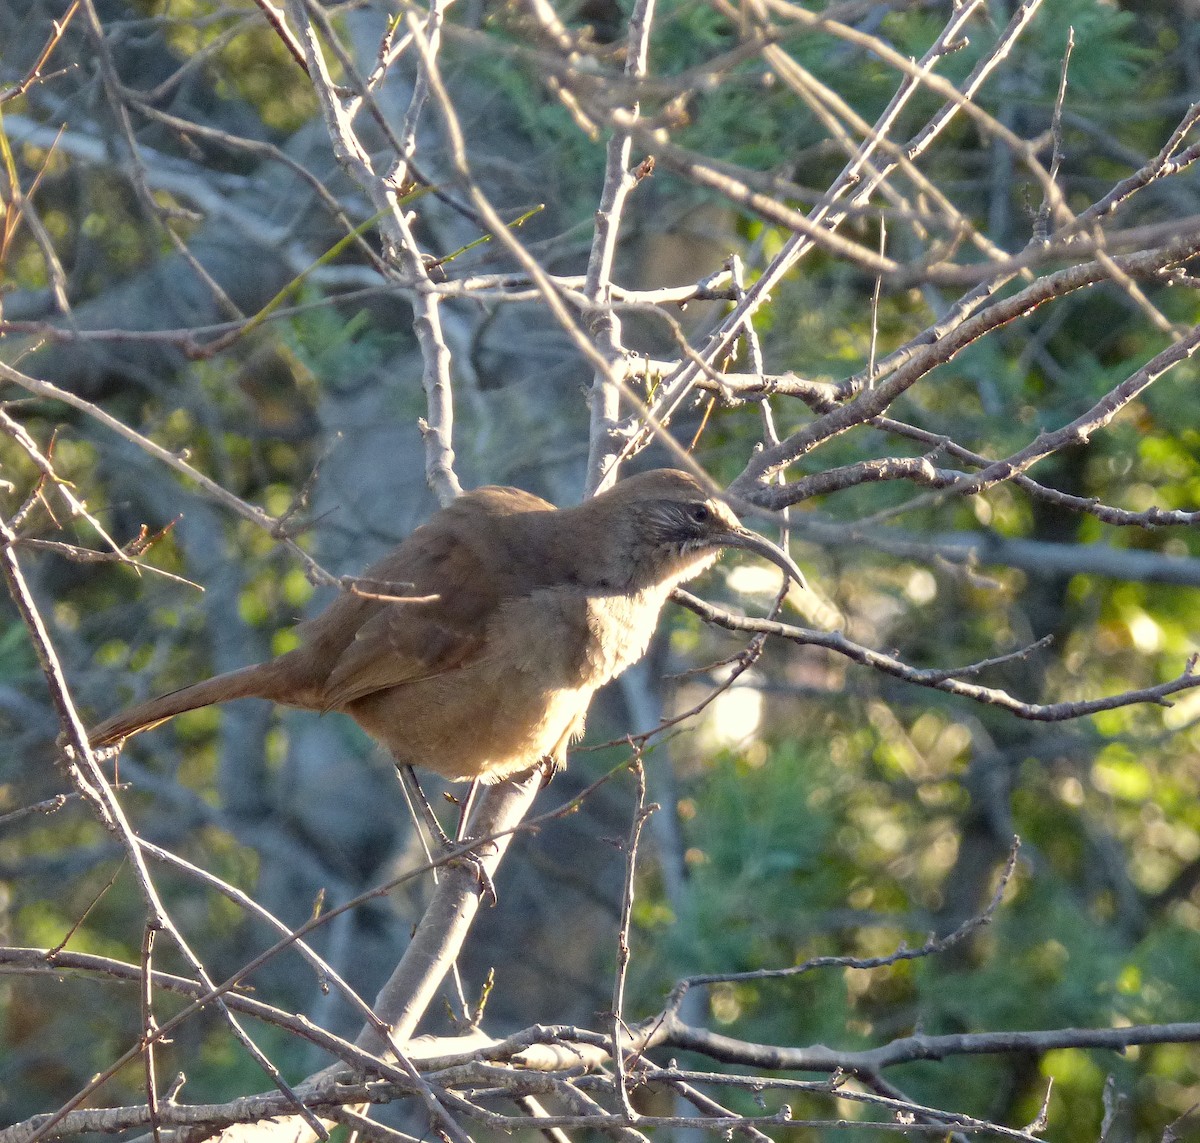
<box><xmin>719</xmin><ymin>526</ymin><xmax>808</xmax><ymax>592</ymax></box>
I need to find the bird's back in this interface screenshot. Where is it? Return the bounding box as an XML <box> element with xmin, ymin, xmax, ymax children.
<box><xmin>287</xmin><ymin>485</ymin><xmax>559</xmax><ymax>709</ymax></box>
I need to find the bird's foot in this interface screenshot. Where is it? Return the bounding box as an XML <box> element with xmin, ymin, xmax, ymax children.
<box><xmin>444</xmin><ymin>840</ymin><xmax>498</xmax><ymax>907</ymax></box>
<box><xmin>396</xmin><ymin>767</ymin><xmax>497</xmax><ymax>902</ymax></box>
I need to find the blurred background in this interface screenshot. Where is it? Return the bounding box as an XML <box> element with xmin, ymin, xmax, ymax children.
<box><xmin>1</xmin><ymin>0</ymin><xmax>1199</xmax><ymax>1138</ymax></box>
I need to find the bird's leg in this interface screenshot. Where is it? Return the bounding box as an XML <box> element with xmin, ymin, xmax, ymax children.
<box><xmin>451</xmin><ymin>777</ymin><xmax>497</xmax><ymax>905</ymax></box>
<box><xmin>455</xmin><ymin>779</ymin><xmax>481</xmax><ymax>842</ymax></box>
<box><xmin>397</xmin><ymin>763</ymin><xmax>453</xmax><ymax>851</ymax></box>
<box><xmin>396</xmin><ymin>765</ymin><xmax>496</xmax><ymax>905</ymax></box>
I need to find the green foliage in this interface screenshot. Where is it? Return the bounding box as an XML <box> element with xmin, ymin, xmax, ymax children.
<box><xmin>4</xmin><ymin>0</ymin><xmax>1199</xmax><ymax>1138</ymax></box>
<box><xmin>141</xmin><ymin>0</ymin><xmax>318</xmax><ymax>133</ymax></box>
<box><xmin>279</xmin><ymin>289</ymin><xmax>411</xmax><ymax>393</ymax></box>
<box><xmin>1023</xmin><ymin>0</ymin><xmax>1148</xmax><ymax>100</ymax></box>
<box><xmin>0</xmin><ymin>617</ymin><xmax>36</xmax><ymax>684</ymax></box>
<box><xmin>629</xmin><ymin>689</ymin><xmax>1200</xmax><ymax>1130</ymax></box>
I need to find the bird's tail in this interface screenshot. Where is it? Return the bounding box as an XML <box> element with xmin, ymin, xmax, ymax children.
<box><xmin>89</xmin><ymin>663</ymin><xmax>286</xmax><ymax>746</ymax></box>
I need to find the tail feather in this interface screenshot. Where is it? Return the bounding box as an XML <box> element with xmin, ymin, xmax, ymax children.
<box><xmin>89</xmin><ymin>663</ymin><xmax>284</xmax><ymax>746</ymax></box>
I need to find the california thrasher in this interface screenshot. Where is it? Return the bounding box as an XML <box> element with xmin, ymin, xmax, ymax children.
<box><xmin>90</xmin><ymin>469</ymin><xmax>804</xmax><ymax>782</ymax></box>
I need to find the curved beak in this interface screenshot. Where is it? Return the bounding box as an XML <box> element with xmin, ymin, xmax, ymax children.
<box><xmin>718</xmin><ymin>526</ymin><xmax>808</xmax><ymax>592</ymax></box>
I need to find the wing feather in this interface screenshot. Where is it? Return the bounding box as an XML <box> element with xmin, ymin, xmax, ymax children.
<box><xmin>299</xmin><ymin>487</ymin><xmax>552</xmax><ymax>710</ymax></box>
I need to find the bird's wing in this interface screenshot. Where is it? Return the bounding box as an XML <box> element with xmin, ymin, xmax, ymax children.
<box><xmin>307</xmin><ymin>488</ymin><xmax>549</xmax><ymax>709</ymax></box>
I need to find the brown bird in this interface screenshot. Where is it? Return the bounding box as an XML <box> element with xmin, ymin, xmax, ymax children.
<box><xmin>91</xmin><ymin>469</ymin><xmax>804</xmax><ymax>783</ymax></box>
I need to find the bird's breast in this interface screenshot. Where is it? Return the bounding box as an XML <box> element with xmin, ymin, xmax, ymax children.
<box><xmin>581</xmin><ymin>584</ymin><xmax>674</xmax><ymax>686</ymax></box>
<box><xmin>491</xmin><ymin>582</ymin><xmax>672</xmax><ymax>689</ymax></box>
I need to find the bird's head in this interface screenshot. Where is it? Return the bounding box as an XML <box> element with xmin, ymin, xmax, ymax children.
<box><xmin>601</xmin><ymin>469</ymin><xmax>807</xmax><ymax>591</ymax></box>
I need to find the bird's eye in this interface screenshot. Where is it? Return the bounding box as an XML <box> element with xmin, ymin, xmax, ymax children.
<box><xmin>690</xmin><ymin>504</ymin><xmax>711</xmax><ymax>523</ymax></box>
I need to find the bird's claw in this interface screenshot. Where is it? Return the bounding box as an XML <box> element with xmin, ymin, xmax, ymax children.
<box><xmin>538</xmin><ymin>756</ymin><xmax>561</xmax><ymax>788</ymax></box>
<box><xmin>447</xmin><ymin>844</ymin><xmax>498</xmax><ymax>906</ymax></box>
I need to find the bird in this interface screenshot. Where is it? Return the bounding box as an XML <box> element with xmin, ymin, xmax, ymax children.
<box><xmin>90</xmin><ymin>468</ymin><xmax>805</xmax><ymax>784</ymax></box>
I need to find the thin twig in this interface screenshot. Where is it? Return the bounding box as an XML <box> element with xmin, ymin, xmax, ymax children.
<box><xmin>673</xmin><ymin>589</ymin><xmax>1200</xmax><ymax>721</ymax></box>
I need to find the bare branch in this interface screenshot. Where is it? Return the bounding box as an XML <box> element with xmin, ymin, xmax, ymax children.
<box><xmin>673</xmin><ymin>590</ymin><xmax>1200</xmax><ymax>721</ymax></box>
